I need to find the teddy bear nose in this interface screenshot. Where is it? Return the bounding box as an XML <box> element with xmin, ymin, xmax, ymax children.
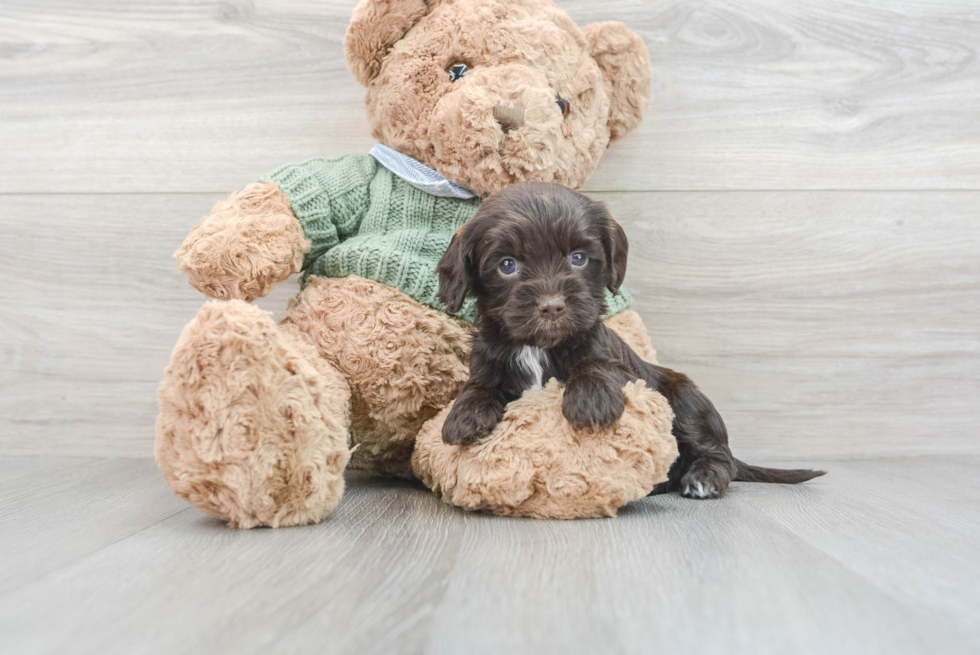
<box><xmin>537</xmin><ymin>296</ymin><xmax>566</xmax><ymax>321</ymax></box>
<box><xmin>493</xmin><ymin>102</ymin><xmax>526</xmax><ymax>133</ymax></box>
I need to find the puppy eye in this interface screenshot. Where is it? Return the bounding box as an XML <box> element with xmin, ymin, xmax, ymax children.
<box><xmin>556</xmin><ymin>97</ymin><xmax>570</xmax><ymax>118</ymax></box>
<box><xmin>569</xmin><ymin>252</ymin><xmax>587</xmax><ymax>267</ymax></box>
<box><xmin>498</xmin><ymin>258</ymin><xmax>519</xmax><ymax>276</ymax></box>
<box><xmin>447</xmin><ymin>62</ymin><xmax>469</xmax><ymax>83</ymax></box>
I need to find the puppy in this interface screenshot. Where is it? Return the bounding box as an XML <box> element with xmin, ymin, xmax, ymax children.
<box><xmin>436</xmin><ymin>183</ymin><xmax>825</xmax><ymax>499</ymax></box>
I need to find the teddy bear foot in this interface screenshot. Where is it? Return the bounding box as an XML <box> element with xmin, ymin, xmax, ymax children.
<box><xmin>155</xmin><ymin>300</ymin><xmax>352</xmax><ymax>528</ymax></box>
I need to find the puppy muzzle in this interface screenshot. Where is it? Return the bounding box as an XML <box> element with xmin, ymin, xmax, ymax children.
<box><xmin>501</xmin><ymin>278</ymin><xmax>599</xmax><ymax>347</ymax></box>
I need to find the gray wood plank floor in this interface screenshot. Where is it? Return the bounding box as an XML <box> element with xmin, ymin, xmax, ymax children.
<box><xmin>1</xmin><ymin>456</ymin><xmax>977</xmax><ymax>655</ymax></box>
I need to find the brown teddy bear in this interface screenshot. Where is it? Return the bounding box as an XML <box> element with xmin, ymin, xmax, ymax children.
<box><xmin>155</xmin><ymin>0</ymin><xmax>675</xmax><ymax>527</ymax></box>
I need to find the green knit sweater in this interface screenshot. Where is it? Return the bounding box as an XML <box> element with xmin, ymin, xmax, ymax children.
<box><xmin>265</xmin><ymin>154</ymin><xmax>633</xmax><ymax>324</ymax></box>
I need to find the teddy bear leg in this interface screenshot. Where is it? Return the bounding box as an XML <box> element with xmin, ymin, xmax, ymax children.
<box><xmin>155</xmin><ymin>300</ymin><xmax>351</xmax><ymax>528</ymax></box>
<box><xmin>279</xmin><ymin>276</ymin><xmax>474</xmax><ymax>479</ymax></box>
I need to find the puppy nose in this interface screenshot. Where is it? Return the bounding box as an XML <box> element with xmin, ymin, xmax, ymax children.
<box><xmin>537</xmin><ymin>296</ymin><xmax>565</xmax><ymax>321</ymax></box>
<box><xmin>493</xmin><ymin>102</ymin><xmax>525</xmax><ymax>133</ymax></box>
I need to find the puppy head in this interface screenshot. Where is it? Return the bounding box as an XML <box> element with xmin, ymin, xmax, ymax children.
<box><xmin>437</xmin><ymin>183</ymin><xmax>628</xmax><ymax>347</ymax></box>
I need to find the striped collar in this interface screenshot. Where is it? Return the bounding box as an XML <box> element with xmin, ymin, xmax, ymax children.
<box><xmin>369</xmin><ymin>144</ymin><xmax>477</xmax><ymax>200</ymax></box>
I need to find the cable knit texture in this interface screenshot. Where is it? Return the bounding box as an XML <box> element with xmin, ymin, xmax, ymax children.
<box><xmin>265</xmin><ymin>155</ymin><xmax>634</xmax><ymax>323</ymax></box>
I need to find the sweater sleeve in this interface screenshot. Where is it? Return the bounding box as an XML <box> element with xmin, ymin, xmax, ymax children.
<box><xmin>262</xmin><ymin>155</ymin><xmax>379</xmax><ymax>273</ymax></box>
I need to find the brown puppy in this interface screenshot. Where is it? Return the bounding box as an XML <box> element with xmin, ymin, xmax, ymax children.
<box><xmin>436</xmin><ymin>183</ymin><xmax>825</xmax><ymax>498</ymax></box>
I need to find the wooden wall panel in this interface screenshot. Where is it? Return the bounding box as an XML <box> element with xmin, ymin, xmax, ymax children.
<box><xmin>2</xmin><ymin>192</ymin><xmax>976</xmax><ymax>457</ymax></box>
<box><xmin>1</xmin><ymin>0</ymin><xmax>978</xmax><ymax>193</ymax></box>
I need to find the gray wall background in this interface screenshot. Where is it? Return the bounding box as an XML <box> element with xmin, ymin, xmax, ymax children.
<box><xmin>2</xmin><ymin>0</ymin><xmax>978</xmax><ymax>458</ymax></box>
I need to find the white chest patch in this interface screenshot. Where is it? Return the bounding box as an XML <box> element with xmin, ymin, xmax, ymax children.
<box><xmin>515</xmin><ymin>346</ymin><xmax>547</xmax><ymax>391</ymax></box>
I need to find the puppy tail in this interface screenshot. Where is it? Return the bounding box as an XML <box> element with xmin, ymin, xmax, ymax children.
<box><xmin>733</xmin><ymin>459</ymin><xmax>826</xmax><ymax>485</ymax></box>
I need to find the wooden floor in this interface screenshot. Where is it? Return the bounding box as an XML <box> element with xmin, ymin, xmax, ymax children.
<box><xmin>3</xmin><ymin>0</ymin><xmax>980</xmax><ymax>653</ymax></box>
<box><xmin>0</xmin><ymin>455</ymin><xmax>978</xmax><ymax>655</ymax></box>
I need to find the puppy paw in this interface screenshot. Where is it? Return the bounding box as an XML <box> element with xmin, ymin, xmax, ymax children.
<box><xmin>441</xmin><ymin>400</ymin><xmax>504</xmax><ymax>446</ymax></box>
<box><xmin>681</xmin><ymin>479</ymin><xmax>721</xmax><ymax>499</ymax></box>
<box><xmin>562</xmin><ymin>379</ymin><xmax>625</xmax><ymax>430</ymax></box>
<box><xmin>680</xmin><ymin>459</ymin><xmax>732</xmax><ymax>499</ymax></box>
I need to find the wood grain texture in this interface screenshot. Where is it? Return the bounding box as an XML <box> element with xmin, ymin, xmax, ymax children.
<box><xmin>598</xmin><ymin>190</ymin><xmax>980</xmax><ymax>458</ymax></box>
<box><xmin>2</xmin><ymin>192</ymin><xmax>977</xmax><ymax>458</ymax></box>
<box><xmin>0</xmin><ymin>193</ymin><xmax>300</xmax><ymax>456</ymax></box>
<box><xmin>1</xmin><ymin>0</ymin><xmax>979</xmax><ymax>193</ymax></box>
<box><xmin>740</xmin><ymin>458</ymin><xmax>980</xmax><ymax>645</ymax></box>
<box><xmin>0</xmin><ymin>457</ymin><xmax>187</xmax><ymax>594</ymax></box>
<box><xmin>0</xmin><ymin>456</ymin><xmax>978</xmax><ymax>655</ymax></box>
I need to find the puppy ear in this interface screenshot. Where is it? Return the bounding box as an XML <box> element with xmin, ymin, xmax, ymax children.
<box><xmin>582</xmin><ymin>22</ymin><xmax>652</xmax><ymax>144</ymax></box>
<box><xmin>344</xmin><ymin>0</ymin><xmax>441</xmax><ymax>86</ymax></box>
<box><xmin>596</xmin><ymin>204</ymin><xmax>629</xmax><ymax>294</ymax></box>
<box><xmin>436</xmin><ymin>230</ymin><xmax>473</xmax><ymax>314</ymax></box>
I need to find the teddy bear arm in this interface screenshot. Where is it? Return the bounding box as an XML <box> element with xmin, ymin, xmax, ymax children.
<box><xmin>174</xmin><ymin>181</ymin><xmax>310</xmax><ymax>302</ymax></box>
<box><xmin>175</xmin><ymin>156</ymin><xmax>380</xmax><ymax>302</ymax></box>
<box><xmin>260</xmin><ymin>155</ymin><xmax>384</xmax><ymax>278</ymax></box>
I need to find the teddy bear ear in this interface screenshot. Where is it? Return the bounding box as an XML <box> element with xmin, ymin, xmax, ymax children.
<box><xmin>344</xmin><ymin>0</ymin><xmax>439</xmax><ymax>86</ymax></box>
<box><xmin>582</xmin><ymin>22</ymin><xmax>653</xmax><ymax>143</ymax></box>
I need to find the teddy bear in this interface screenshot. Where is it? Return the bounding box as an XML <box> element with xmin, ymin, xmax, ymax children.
<box><xmin>155</xmin><ymin>0</ymin><xmax>676</xmax><ymax>527</ymax></box>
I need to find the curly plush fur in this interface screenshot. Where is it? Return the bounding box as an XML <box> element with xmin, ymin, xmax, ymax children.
<box><xmin>280</xmin><ymin>276</ymin><xmax>475</xmax><ymax>478</ymax></box>
<box><xmin>278</xmin><ymin>277</ymin><xmax>657</xmax><ymax>480</ymax></box>
<box><xmin>155</xmin><ymin>301</ymin><xmax>350</xmax><ymax>529</ymax></box>
<box><xmin>350</xmin><ymin>0</ymin><xmax>651</xmax><ymax>196</ymax></box>
<box><xmin>156</xmin><ymin>273</ymin><xmax>664</xmax><ymax>524</ymax></box>
<box><xmin>413</xmin><ymin>380</ymin><xmax>677</xmax><ymax>519</ymax></box>
<box><xmin>157</xmin><ymin>0</ymin><xmax>659</xmax><ymax>526</ymax></box>
<box><xmin>175</xmin><ymin>182</ymin><xmax>309</xmax><ymax>302</ymax></box>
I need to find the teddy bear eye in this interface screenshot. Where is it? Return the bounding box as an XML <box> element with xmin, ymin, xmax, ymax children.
<box><xmin>447</xmin><ymin>62</ymin><xmax>469</xmax><ymax>83</ymax></box>
<box><xmin>556</xmin><ymin>98</ymin><xmax>570</xmax><ymax>118</ymax></box>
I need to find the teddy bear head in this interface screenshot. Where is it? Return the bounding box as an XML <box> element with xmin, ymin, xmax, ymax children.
<box><xmin>344</xmin><ymin>0</ymin><xmax>652</xmax><ymax>197</ymax></box>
